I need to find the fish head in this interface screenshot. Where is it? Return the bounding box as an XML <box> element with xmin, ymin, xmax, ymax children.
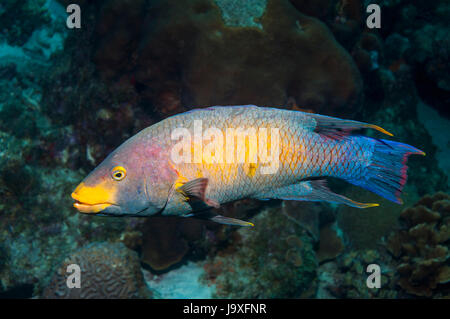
<box><xmin>71</xmin><ymin>137</ymin><xmax>169</xmax><ymax>216</ymax></box>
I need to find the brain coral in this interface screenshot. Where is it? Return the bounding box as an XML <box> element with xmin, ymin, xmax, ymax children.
<box><xmin>386</xmin><ymin>192</ymin><xmax>450</xmax><ymax>297</ymax></box>
<box><xmin>42</xmin><ymin>242</ymin><xmax>151</xmax><ymax>299</ymax></box>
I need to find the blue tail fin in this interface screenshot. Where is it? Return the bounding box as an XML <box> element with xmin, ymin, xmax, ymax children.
<box><xmin>348</xmin><ymin>139</ymin><xmax>425</xmax><ymax>204</ymax></box>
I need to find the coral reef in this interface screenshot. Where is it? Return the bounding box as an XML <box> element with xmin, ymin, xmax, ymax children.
<box><xmin>317</xmin><ymin>249</ymin><xmax>398</xmax><ymax>298</ymax></box>
<box><xmin>281</xmin><ymin>199</ymin><xmax>345</xmax><ymax>264</ymax></box>
<box><xmin>386</xmin><ymin>192</ymin><xmax>450</xmax><ymax>297</ymax></box>
<box><xmin>138</xmin><ymin>198</ymin><xmax>264</xmax><ymax>272</ymax></box>
<box><xmin>332</xmin><ymin>0</ymin><xmax>449</xmax><ymax>251</ymax></box>
<box><xmin>42</xmin><ymin>242</ymin><xmax>151</xmax><ymax>298</ymax></box>
<box><xmin>0</xmin><ymin>0</ymin><xmax>448</xmax><ymax>300</ymax></box>
<box><xmin>281</xmin><ymin>201</ymin><xmax>323</xmax><ymax>241</ymax></box>
<box><xmin>135</xmin><ymin>200</ymin><xmax>262</xmax><ymax>273</ymax></box>
<box><xmin>202</xmin><ymin>206</ymin><xmax>317</xmax><ymax>298</ymax></box>
<box><xmin>0</xmin><ymin>0</ymin><xmax>51</xmax><ymax>46</ymax></box>
<box><xmin>316</xmin><ymin>223</ymin><xmax>345</xmax><ymax>263</ymax></box>
<box><xmin>144</xmin><ymin>261</ymin><xmax>215</xmax><ymax>299</ymax></box>
<box><xmin>0</xmin><ymin>4</ymin><xmax>142</xmax><ymax>295</ymax></box>
<box><xmin>93</xmin><ymin>0</ymin><xmax>362</xmax><ymax>117</ymax></box>
<box><xmin>337</xmin><ymin>185</ymin><xmax>418</xmax><ymax>249</ymax></box>
<box><xmin>140</xmin><ymin>217</ymin><xmax>196</xmax><ymax>271</ymax></box>
<box><xmin>416</xmin><ymin>101</ymin><xmax>450</xmax><ymax>188</ymax></box>
<box><xmin>214</xmin><ymin>0</ymin><xmax>267</xmax><ymax>28</ymax></box>
<box><xmin>356</xmin><ymin>0</ymin><xmax>450</xmax><ymax>141</ymax></box>
<box><xmin>336</xmin><ymin>60</ymin><xmax>447</xmax><ymax>247</ymax></box>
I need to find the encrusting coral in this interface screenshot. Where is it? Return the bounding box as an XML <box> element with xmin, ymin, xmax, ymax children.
<box><xmin>42</xmin><ymin>242</ymin><xmax>152</xmax><ymax>299</ymax></box>
<box><xmin>386</xmin><ymin>192</ymin><xmax>450</xmax><ymax>297</ymax></box>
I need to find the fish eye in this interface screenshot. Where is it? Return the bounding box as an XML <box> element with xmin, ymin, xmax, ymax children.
<box><xmin>111</xmin><ymin>166</ymin><xmax>126</xmax><ymax>181</ymax></box>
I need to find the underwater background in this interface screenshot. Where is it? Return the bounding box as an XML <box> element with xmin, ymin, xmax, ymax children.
<box><xmin>0</xmin><ymin>0</ymin><xmax>449</xmax><ymax>299</ymax></box>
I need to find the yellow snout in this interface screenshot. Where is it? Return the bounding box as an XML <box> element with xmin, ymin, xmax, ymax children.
<box><xmin>71</xmin><ymin>181</ymin><xmax>116</xmax><ymax>213</ymax></box>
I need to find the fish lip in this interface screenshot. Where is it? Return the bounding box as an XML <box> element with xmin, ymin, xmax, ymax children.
<box><xmin>72</xmin><ymin>200</ymin><xmax>117</xmax><ymax>214</ymax></box>
<box><xmin>71</xmin><ymin>190</ymin><xmax>118</xmax><ymax>213</ymax></box>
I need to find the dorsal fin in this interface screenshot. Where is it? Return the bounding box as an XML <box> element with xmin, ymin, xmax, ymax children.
<box><xmin>303</xmin><ymin>112</ymin><xmax>393</xmax><ymax>140</ymax></box>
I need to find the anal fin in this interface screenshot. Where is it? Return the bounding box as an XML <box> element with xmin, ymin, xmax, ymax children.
<box><xmin>254</xmin><ymin>180</ymin><xmax>379</xmax><ymax>208</ymax></box>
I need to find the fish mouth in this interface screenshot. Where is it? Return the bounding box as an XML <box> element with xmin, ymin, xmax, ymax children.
<box><xmin>71</xmin><ymin>182</ymin><xmax>118</xmax><ymax>214</ymax></box>
<box><xmin>72</xmin><ymin>200</ymin><xmax>113</xmax><ymax>214</ymax></box>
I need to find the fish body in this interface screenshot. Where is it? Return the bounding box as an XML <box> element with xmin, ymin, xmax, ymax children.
<box><xmin>71</xmin><ymin>105</ymin><xmax>424</xmax><ymax>226</ymax></box>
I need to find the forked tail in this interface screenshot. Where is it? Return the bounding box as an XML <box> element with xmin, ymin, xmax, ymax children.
<box><xmin>347</xmin><ymin>139</ymin><xmax>425</xmax><ymax>204</ymax></box>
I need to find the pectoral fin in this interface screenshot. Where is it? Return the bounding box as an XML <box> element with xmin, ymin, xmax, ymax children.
<box><xmin>254</xmin><ymin>180</ymin><xmax>379</xmax><ymax>208</ymax></box>
<box><xmin>176</xmin><ymin>177</ymin><xmax>220</xmax><ymax>208</ymax></box>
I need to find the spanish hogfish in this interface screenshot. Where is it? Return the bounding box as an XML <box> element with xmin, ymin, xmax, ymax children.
<box><xmin>71</xmin><ymin>106</ymin><xmax>424</xmax><ymax>226</ymax></box>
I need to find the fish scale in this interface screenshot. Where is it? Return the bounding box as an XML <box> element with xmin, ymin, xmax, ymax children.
<box><xmin>150</xmin><ymin>107</ymin><xmax>370</xmax><ymax>201</ymax></box>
